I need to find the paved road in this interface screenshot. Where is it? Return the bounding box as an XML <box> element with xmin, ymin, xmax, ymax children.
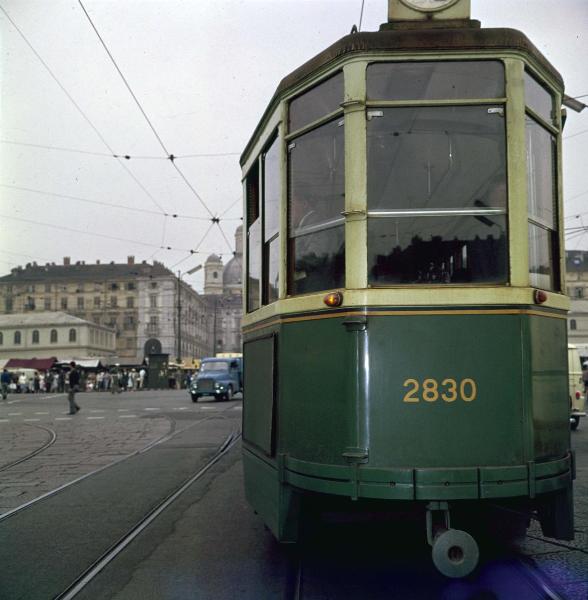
<box><xmin>77</xmin><ymin>426</ymin><xmax>588</xmax><ymax>600</ymax></box>
<box><xmin>0</xmin><ymin>392</ymin><xmax>585</xmax><ymax>599</ymax></box>
<box><xmin>0</xmin><ymin>389</ymin><xmax>242</xmax><ymax>513</ymax></box>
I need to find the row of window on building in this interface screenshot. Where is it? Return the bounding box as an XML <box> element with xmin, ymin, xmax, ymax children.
<box><xmin>1</xmin><ymin>329</ymin><xmax>78</xmax><ymax>345</ymax></box>
<box><xmin>6</xmin><ymin>281</ymin><xmax>142</xmax><ymax>294</ymax></box>
<box><xmin>4</xmin><ymin>294</ymin><xmax>165</xmax><ymax>312</ymax></box>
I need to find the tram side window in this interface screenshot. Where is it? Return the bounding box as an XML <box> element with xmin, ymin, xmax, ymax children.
<box><xmin>524</xmin><ymin>71</ymin><xmax>555</xmax><ymax>125</ymax></box>
<box><xmin>526</xmin><ymin>116</ymin><xmax>559</xmax><ymax>291</ymax></box>
<box><xmin>288</xmin><ymin>119</ymin><xmax>345</xmax><ymax>295</ymax></box>
<box><xmin>246</xmin><ymin>161</ymin><xmax>261</xmax><ymax>312</ymax></box>
<box><xmin>289</xmin><ymin>72</ymin><xmax>344</xmax><ymax>133</ymax></box>
<box><xmin>263</xmin><ymin>135</ymin><xmax>280</xmax><ymax>305</ymax></box>
<box><xmin>366</xmin><ymin>105</ymin><xmax>508</xmax><ymax>285</ymax></box>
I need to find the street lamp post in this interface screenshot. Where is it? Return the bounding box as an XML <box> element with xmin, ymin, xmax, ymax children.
<box><xmin>176</xmin><ymin>264</ymin><xmax>202</xmax><ymax>365</ymax></box>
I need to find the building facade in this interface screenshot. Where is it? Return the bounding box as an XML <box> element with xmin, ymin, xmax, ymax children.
<box><xmin>0</xmin><ymin>226</ymin><xmax>244</xmax><ymax>363</ymax></box>
<box><xmin>566</xmin><ymin>250</ymin><xmax>588</xmax><ymax>357</ymax></box>
<box><xmin>0</xmin><ymin>257</ymin><xmax>211</xmax><ymax>363</ymax></box>
<box><xmin>203</xmin><ymin>225</ymin><xmax>243</xmax><ymax>354</ymax></box>
<box><xmin>0</xmin><ymin>312</ymin><xmax>116</xmax><ymax>360</ymax></box>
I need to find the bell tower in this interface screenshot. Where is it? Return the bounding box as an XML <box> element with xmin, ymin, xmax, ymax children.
<box><xmin>204</xmin><ymin>254</ymin><xmax>224</xmax><ymax>295</ymax></box>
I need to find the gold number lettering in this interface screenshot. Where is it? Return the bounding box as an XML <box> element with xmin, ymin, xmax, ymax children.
<box><xmin>460</xmin><ymin>378</ymin><xmax>477</xmax><ymax>402</ymax></box>
<box><xmin>403</xmin><ymin>379</ymin><xmax>420</xmax><ymax>403</ymax></box>
<box><xmin>422</xmin><ymin>378</ymin><xmax>439</xmax><ymax>402</ymax></box>
<box><xmin>441</xmin><ymin>378</ymin><xmax>458</xmax><ymax>402</ymax></box>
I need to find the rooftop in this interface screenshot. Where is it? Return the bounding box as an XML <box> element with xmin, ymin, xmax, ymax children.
<box><xmin>0</xmin><ymin>259</ymin><xmax>174</xmax><ymax>283</ymax></box>
<box><xmin>0</xmin><ymin>312</ymin><xmax>114</xmax><ymax>330</ymax></box>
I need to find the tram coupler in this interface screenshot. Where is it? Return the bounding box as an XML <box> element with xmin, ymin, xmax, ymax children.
<box><xmin>426</xmin><ymin>502</ymin><xmax>479</xmax><ymax>578</ymax></box>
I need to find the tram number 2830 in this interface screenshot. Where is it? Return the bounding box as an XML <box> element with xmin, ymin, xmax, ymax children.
<box><xmin>403</xmin><ymin>378</ymin><xmax>478</xmax><ymax>403</ymax></box>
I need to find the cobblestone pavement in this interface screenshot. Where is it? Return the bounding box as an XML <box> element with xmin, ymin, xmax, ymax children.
<box><xmin>0</xmin><ymin>389</ymin><xmax>242</xmax><ymax>514</ymax></box>
<box><xmin>515</xmin><ymin>424</ymin><xmax>588</xmax><ymax>599</ymax></box>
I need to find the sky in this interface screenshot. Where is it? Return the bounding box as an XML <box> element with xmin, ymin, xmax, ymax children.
<box><xmin>1</xmin><ymin>0</ymin><xmax>587</xmax><ymax>292</ymax></box>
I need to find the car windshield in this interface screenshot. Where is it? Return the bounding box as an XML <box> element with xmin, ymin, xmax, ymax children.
<box><xmin>200</xmin><ymin>361</ymin><xmax>229</xmax><ymax>373</ymax></box>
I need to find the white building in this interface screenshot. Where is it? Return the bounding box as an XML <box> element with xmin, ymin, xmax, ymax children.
<box><xmin>0</xmin><ymin>312</ymin><xmax>116</xmax><ymax>360</ymax></box>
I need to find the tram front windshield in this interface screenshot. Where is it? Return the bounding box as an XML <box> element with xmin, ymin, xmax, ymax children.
<box><xmin>366</xmin><ymin>61</ymin><xmax>508</xmax><ymax>286</ymax></box>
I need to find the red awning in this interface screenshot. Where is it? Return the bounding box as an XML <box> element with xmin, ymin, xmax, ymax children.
<box><xmin>5</xmin><ymin>358</ymin><xmax>57</xmax><ymax>371</ymax></box>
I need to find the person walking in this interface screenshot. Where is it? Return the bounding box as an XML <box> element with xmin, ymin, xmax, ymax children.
<box><xmin>1</xmin><ymin>368</ymin><xmax>11</xmax><ymax>401</ymax></box>
<box><xmin>67</xmin><ymin>362</ymin><xmax>81</xmax><ymax>415</ymax></box>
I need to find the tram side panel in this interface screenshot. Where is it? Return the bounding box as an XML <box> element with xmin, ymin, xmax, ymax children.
<box><xmin>243</xmin><ymin>311</ymin><xmax>572</xmax><ymax>541</ymax></box>
<box><xmin>526</xmin><ymin>314</ymin><xmax>570</xmax><ymax>460</ymax></box>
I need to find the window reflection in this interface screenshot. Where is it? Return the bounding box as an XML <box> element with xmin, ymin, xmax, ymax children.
<box><xmin>529</xmin><ymin>223</ymin><xmax>556</xmax><ymax>290</ymax></box>
<box><xmin>248</xmin><ymin>219</ymin><xmax>261</xmax><ymax>310</ymax></box>
<box><xmin>289</xmin><ymin>72</ymin><xmax>343</xmax><ymax>132</ymax></box>
<box><xmin>290</xmin><ymin>227</ymin><xmax>344</xmax><ymax>294</ymax></box>
<box><xmin>367</xmin><ymin>61</ymin><xmax>505</xmax><ymax>101</ymax></box>
<box><xmin>263</xmin><ymin>136</ymin><xmax>280</xmax><ymax>305</ymax></box>
<box><xmin>288</xmin><ymin>119</ymin><xmax>345</xmax><ymax>294</ymax></box>
<box><xmin>246</xmin><ymin>159</ymin><xmax>261</xmax><ymax>312</ymax></box>
<box><xmin>367</xmin><ymin>106</ymin><xmax>508</xmax><ymax>285</ymax></box>
<box><xmin>369</xmin><ymin>216</ymin><xmax>507</xmax><ymax>284</ymax></box>
<box><xmin>264</xmin><ymin>137</ymin><xmax>280</xmax><ymax>240</ymax></box>
<box><xmin>526</xmin><ymin>117</ymin><xmax>556</xmax><ymax>228</ymax></box>
<box><xmin>265</xmin><ymin>237</ymin><xmax>280</xmax><ymax>304</ymax></box>
<box><xmin>524</xmin><ymin>71</ymin><xmax>554</xmax><ymax>125</ymax></box>
<box><xmin>526</xmin><ymin>113</ymin><xmax>559</xmax><ymax>291</ymax></box>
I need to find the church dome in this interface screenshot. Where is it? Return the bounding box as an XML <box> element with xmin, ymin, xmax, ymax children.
<box><xmin>223</xmin><ymin>254</ymin><xmax>242</xmax><ymax>287</ymax></box>
<box><xmin>205</xmin><ymin>253</ymin><xmax>222</xmax><ymax>264</ymax></box>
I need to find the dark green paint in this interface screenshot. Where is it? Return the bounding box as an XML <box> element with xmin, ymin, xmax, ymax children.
<box><xmin>243</xmin><ymin>310</ymin><xmax>573</xmax><ymax>540</ymax></box>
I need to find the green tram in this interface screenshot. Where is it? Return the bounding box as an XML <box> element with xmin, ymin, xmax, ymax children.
<box><xmin>240</xmin><ymin>0</ymin><xmax>574</xmax><ymax>577</ymax></box>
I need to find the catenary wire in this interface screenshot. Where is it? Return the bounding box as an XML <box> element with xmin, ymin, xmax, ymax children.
<box><xmin>563</xmin><ymin>128</ymin><xmax>588</xmax><ymax>140</ymax></box>
<box><xmin>0</xmin><ymin>213</ymin><xmax>226</xmax><ymax>255</ymax></box>
<box><xmin>77</xmin><ymin>0</ymin><xmax>169</xmax><ymax>156</ymax></box>
<box><xmin>78</xmin><ymin>0</ymin><xmax>215</xmax><ymax>219</ymax></box>
<box><xmin>0</xmin><ymin>3</ymin><xmax>168</xmax><ymax>217</ymax></box>
<box><xmin>1</xmin><ymin>140</ymin><xmax>241</xmax><ymax>161</ymax></box>
<box><xmin>171</xmin><ymin>222</ymin><xmax>217</xmax><ymax>269</ymax></box>
<box><xmin>0</xmin><ymin>183</ymin><xmax>210</xmax><ymax>220</ymax></box>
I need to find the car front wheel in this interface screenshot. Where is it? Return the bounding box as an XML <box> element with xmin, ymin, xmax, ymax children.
<box><xmin>225</xmin><ymin>385</ymin><xmax>233</xmax><ymax>401</ymax></box>
<box><xmin>191</xmin><ymin>394</ymin><xmax>199</xmax><ymax>403</ymax></box>
<box><xmin>571</xmin><ymin>416</ymin><xmax>580</xmax><ymax>431</ymax></box>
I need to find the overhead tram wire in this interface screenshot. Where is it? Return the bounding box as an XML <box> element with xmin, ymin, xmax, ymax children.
<box><xmin>78</xmin><ymin>0</ymin><xmax>228</xmax><ymax>236</ymax></box>
<box><xmin>358</xmin><ymin>0</ymin><xmax>366</xmax><ymax>31</ymax></box>
<box><xmin>0</xmin><ymin>213</ymin><xmax>223</xmax><ymax>256</ymax></box>
<box><xmin>0</xmin><ymin>3</ymin><xmax>168</xmax><ymax>217</ymax></box>
<box><xmin>0</xmin><ymin>183</ymin><xmax>214</xmax><ymax>221</ymax></box>
<box><xmin>170</xmin><ymin>221</ymin><xmax>217</xmax><ymax>270</ymax></box>
<box><xmin>1</xmin><ymin>140</ymin><xmax>241</xmax><ymax>161</ymax></box>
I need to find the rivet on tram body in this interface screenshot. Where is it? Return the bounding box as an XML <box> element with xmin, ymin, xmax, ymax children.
<box><xmin>324</xmin><ymin>291</ymin><xmax>343</xmax><ymax>307</ymax></box>
<box><xmin>534</xmin><ymin>290</ymin><xmax>548</xmax><ymax>304</ymax></box>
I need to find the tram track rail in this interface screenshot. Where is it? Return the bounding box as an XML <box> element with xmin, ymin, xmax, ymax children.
<box><xmin>54</xmin><ymin>429</ymin><xmax>241</xmax><ymax>600</ymax></box>
<box><xmin>0</xmin><ymin>410</ymin><xmax>228</xmax><ymax>523</ymax></box>
<box><xmin>0</xmin><ymin>423</ymin><xmax>57</xmax><ymax>473</ymax></box>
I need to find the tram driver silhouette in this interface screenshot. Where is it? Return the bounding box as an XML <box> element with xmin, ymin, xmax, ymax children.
<box><xmin>290</xmin><ymin>192</ymin><xmax>344</xmax><ymax>293</ymax></box>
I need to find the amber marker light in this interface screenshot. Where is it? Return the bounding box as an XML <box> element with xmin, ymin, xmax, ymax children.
<box><xmin>534</xmin><ymin>290</ymin><xmax>548</xmax><ymax>304</ymax></box>
<box><xmin>324</xmin><ymin>291</ymin><xmax>343</xmax><ymax>307</ymax></box>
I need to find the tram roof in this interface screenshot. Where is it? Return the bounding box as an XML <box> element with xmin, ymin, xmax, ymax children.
<box><xmin>241</xmin><ymin>27</ymin><xmax>563</xmax><ymax>166</ymax></box>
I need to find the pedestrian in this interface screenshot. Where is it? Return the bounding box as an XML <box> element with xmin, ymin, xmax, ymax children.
<box><xmin>18</xmin><ymin>372</ymin><xmax>27</xmax><ymax>393</ymax></box>
<box><xmin>33</xmin><ymin>372</ymin><xmax>40</xmax><ymax>393</ymax></box>
<box><xmin>1</xmin><ymin>368</ymin><xmax>11</xmax><ymax>400</ymax></box>
<box><xmin>51</xmin><ymin>372</ymin><xmax>59</xmax><ymax>393</ymax></box>
<box><xmin>138</xmin><ymin>367</ymin><xmax>146</xmax><ymax>389</ymax></box>
<box><xmin>67</xmin><ymin>361</ymin><xmax>81</xmax><ymax>415</ymax></box>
